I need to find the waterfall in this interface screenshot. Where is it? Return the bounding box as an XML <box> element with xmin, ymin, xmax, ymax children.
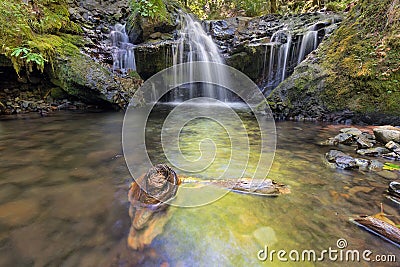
<box><xmin>262</xmin><ymin>29</ymin><xmax>292</xmax><ymax>94</ymax></box>
<box><xmin>165</xmin><ymin>13</ymin><xmax>230</xmax><ymax>102</ymax></box>
<box><xmin>297</xmin><ymin>28</ymin><xmax>319</xmax><ymax>64</ymax></box>
<box><xmin>110</xmin><ymin>23</ymin><xmax>137</xmax><ymax>74</ymax></box>
<box><xmin>271</xmin><ymin>30</ymin><xmax>292</xmax><ymax>82</ymax></box>
<box><xmin>261</xmin><ymin>24</ymin><xmax>323</xmax><ymax>95</ymax></box>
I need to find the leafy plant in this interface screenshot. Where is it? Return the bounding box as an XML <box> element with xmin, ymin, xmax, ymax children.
<box><xmin>0</xmin><ymin>0</ymin><xmax>80</xmax><ymax>75</ymax></box>
<box><xmin>131</xmin><ymin>0</ymin><xmax>168</xmax><ymax>21</ymax></box>
<box><xmin>10</xmin><ymin>46</ymin><xmax>47</xmax><ymax>74</ymax></box>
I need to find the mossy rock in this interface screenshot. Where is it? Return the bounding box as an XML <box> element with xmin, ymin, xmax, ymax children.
<box><xmin>267</xmin><ymin>0</ymin><xmax>400</xmax><ymax>123</ymax></box>
<box><xmin>49</xmin><ymin>47</ymin><xmax>119</xmax><ymax>107</ymax></box>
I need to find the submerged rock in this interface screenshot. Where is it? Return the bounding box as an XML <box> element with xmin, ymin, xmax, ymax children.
<box><xmin>376</xmin><ymin>170</ymin><xmax>398</xmax><ymax>180</ymax></box>
<box><xmin>253</xmin><ymin>226</ymin><xmax>277</xmax><ymax>246</ymax></box>
<box><xmin>0</xmin><ymin>199</ymin><xmax>39</xmax><ymax>227</ymax></box>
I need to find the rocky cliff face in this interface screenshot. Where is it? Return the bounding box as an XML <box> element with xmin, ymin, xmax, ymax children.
<box><xmin>0</xmin><ymin>0</ymin><xmax>143</xmax><ymax>115</ymax></box>
<box><xmin>132</xmin><ymin>11</ymin><xmax>341</xmax><ymax>82</ymax></box>
<box><xmin>268</xmin><ymin>0</ymin><xmax>400</xmax><ymax>124</ymax></box>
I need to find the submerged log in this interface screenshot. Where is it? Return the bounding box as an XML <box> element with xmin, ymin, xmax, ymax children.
<box><xmin>127</xmin><ymin>165</ymin><xmax>289</xmax><ymax>250</ymax></box>
<box><xmin>180</xmin><ymin>177</ymin><xmax>290</xmax><ymax>196</ymax></box>
<box><xmin>127</xmin><ymin>164</ymin><xmax>180</xmax><ymax>250</ymax></box>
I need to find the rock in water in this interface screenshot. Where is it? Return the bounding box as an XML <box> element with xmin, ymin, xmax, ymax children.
<box><xmin>127</xmin><ymin>164</ymin><xmax>180</xmax><ymax>250</ymax></box>
<box><xmin>385</xmin><ymin>141</ymin><xmax>400</xmax><ymax>155</ymax></box>
<box><xmin>356</xmin><ymin>147</ymin><xmax>390</xmax><ymax>157</ymax></box>
<box><xmin>333</xmin><ymin>133</ymin><xmax>353</xmax><ymax>145</ymax></box>
<box><xmin>388</xmin><ymin>181</ymin><xmax>400</xmax><ymax>198</ymax></box>
<box><xmin>325</xmin><ymin>150</ymin><xmax>357</xmax><ymax>169</ymax></box>
<box><xmin>356</xmin><ymin>135</ymin><xmax>374</xmax><ymax>149</ymax></box>
<box><xmin>373</xmin><ymin>126</ymin><xmax>400</xmax><ymax>144</ymax></box>
<box><xmin>340</xmin><ymin>127</ymin><xmax>362</xmax><ymax>136</ymax></box>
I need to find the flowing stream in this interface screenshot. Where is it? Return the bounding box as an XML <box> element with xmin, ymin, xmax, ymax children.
<box><xmin>0</xmin><ymin>110</ymin><xmax>399</xmax><ymax>266</ymax></box>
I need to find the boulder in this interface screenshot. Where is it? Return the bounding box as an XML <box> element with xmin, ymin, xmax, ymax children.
<box><xmin>325</xmin><ymin>150</ymin><xmax>357</xmax><ymax>169</ymax></box>
<box><xmin>340</xmin><ymin>127</ymin><xmax>362</xmax><ymax>136</ymax></box>
<box><xmin>333</xmin><ymin>133</ymin><xmax>353</xmax><ymax>145</ymax></box>
<box><xmin>356</xmin><ymin>135</ymin><xmax>374</xmax><ymax>149</ymax></box>
<box><xmin>385</xmin><ymin>141</ymin><xmax>400</xmax><ymax>155</ymax></box>
<box><xmin>373</xmin><ymin>126</ymin><xmax>400</xmax><ymax>144</ymax></box>
<box><xmin>50</xmin><ymin>51</ymin><xmax>118</xmax><ymax>107</ymax></box>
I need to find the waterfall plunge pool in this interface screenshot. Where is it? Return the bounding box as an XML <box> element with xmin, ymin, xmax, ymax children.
<box><xmin>0</xmin><ymin>108</ymin><xmax>398</xmax><ymax>266</ymax></box>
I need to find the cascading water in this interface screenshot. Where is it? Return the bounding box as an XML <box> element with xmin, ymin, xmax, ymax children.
<box><xmin>262</xmin><ymin>29</ymin><xmax>292</xmax><ymax>93</ymax></box>
<box><xmin>110</xmin><ymin>23</ymin><xmax>137</xmax><ymax>74</ymax></box>
<box><xmin>164</xmin><ymin>13</ymin><xmax>231</xmax><ymax>102</ymax></box>
<box><xmin>297</xmin><ymin>26</ymin><xmax>319</xmax><ymax>64</ymax></box>
<box><xmin>272</xmin><ymin>29</ymin><xmax>292</xmax><ymax>82</ymax></box>
<box><xmin>261</xmin><ymin>23</ymin><xmax>324</xmax><ymax>95</ymax></box>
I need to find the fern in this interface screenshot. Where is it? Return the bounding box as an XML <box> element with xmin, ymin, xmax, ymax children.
<box><xmin>10</xmin><ymin>46</ymin><xmax>47</xmax><ymax>74</ymax></box>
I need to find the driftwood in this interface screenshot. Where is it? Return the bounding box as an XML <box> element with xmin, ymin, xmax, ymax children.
<box><xmin>351</xmin><ymin>213</ymin><xmax>400</xmax><ymax>248</ymax></box>
<box><xmin>127</xmin><ymin>164</ymin><xmax>180</xmax><ymax>250</ymax></box>
<box><xmin>127</xmin><ymin>165</ymin><xmax>290</xmax><ymax>250</ymax></box>
<box><xmin>180</xmin><ymin>177</ymin><xmax>290</xmax><ymax>196</ymax></box>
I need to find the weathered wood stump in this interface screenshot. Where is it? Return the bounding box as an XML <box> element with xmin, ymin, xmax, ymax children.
<box><xmin>127</xmin><ymin>164</ymin><xmax>180</xmax><ymax>250</ymax></box>
<box><xmin>127</xmin><ymin>165</ymin><xmax>290</xmax><ymax>250</ymax></box>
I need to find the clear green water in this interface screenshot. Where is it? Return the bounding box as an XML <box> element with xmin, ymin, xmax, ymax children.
<box><xmin>0</xmin><ymin>110</ymin><xmax>398</xmax><ymax>266</ymax></box>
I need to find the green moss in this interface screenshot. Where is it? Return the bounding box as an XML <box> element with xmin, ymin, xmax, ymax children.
<box><xmin>0</xmin><ymin>0</ymin><xmax>82</xmax><ymax>75</ymax></box>
<box><xmin>319</xmin><ymin>0</ymin><xmax>400</xmax><ymax>115</ymax></box>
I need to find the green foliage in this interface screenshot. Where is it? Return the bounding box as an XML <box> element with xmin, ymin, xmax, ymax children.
<box><xmin>177</xmin><ymin>0</ymin><xmax>353</xmax><ymax>19</ymax></box>
<box><xmin>10</xmin><ymin>46</ymin><xmax>47</xmax><ymax>74</ymax></box>
<box><xmin>0</xmin><ymin>0</ymin><xmax>81</xmax><ymax>75</ymax></box>
<box><xmin>130</xmin><ymin>0</ymin><xmax>169</xmax><ymax>21</ymax></box>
